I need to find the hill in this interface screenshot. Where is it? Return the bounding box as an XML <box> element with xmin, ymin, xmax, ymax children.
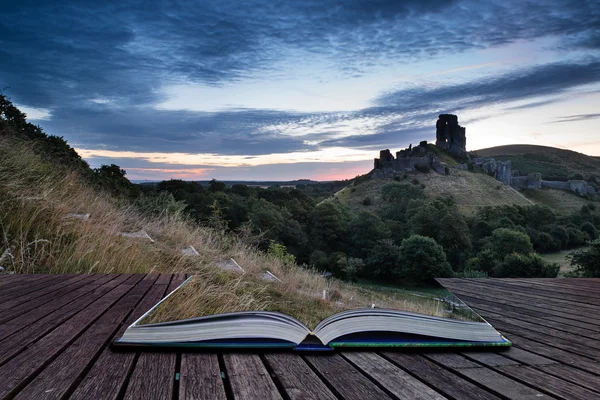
<box><xmin>475</xmin><ymin>145</ymin><xmax>600</xmax><ymax>181</ymax></box>
<box><xmin>336</xmin><ymin>169</ymin><xmax>533</xmax><ymax>216</ymax></box>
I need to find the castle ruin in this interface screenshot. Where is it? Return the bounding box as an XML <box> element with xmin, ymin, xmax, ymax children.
<box><xmin>436</xmin><ymin>114</ymin><xmax>467</xmax><ymax>158</ymax></box>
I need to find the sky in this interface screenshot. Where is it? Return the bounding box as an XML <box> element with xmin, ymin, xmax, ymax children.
<box><xmin>1</xmin><ymin>0</ymin><xmax>599</xmax><ymax>181</ymax></box>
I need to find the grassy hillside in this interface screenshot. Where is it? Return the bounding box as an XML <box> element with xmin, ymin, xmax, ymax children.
<box><xmin>475</xmin><ymin>145</ymin><xmax>600</xmax><ymax>181</ymax></box>
<box><xmin>336</xmin><ymin>169</ymin><xmax>533</xmax><ymax>216</ymax></box>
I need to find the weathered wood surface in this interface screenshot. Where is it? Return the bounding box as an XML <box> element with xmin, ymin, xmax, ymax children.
<box><xmin>0</xmin><ymin>275</ymin><xmax>598</xmax><ymax>399</ymax></box>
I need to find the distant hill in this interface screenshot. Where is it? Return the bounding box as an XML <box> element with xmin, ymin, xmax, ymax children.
<box><xmin>335</xmin><ymin>169</ymin><xmax>534</xmax><ymax>216</ymax></box>
<box><xmin>474</xmin><ymin>145</ymin><xmax>600</xmax><ymax>181</ymax></box>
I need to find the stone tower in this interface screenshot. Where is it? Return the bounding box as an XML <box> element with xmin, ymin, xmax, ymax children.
<box><xmin>435</xmin><ymin>114</ymin><xmax>466</xmax><ymax>157</ymax></box>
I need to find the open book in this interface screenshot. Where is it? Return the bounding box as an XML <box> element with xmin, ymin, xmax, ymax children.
<box><xmin>114</xmin><ymin>276</ymin><xmax>510</xmax><ymax>350</ymax></box>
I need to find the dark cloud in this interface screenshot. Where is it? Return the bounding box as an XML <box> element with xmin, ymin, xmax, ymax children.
<box><xmin>375</xmin><ymin>60</ymin><xmax>600</xmax><ymax>111</ymax></box>
<box><xmin>2</xmin><ymin>0</ymin><xmax>599</xmax><ymax>109</ymax></box>
<box><xmin>552</xmin><ymin>113</ymin><xmax>600</xmax><ymax>123</ymax></box>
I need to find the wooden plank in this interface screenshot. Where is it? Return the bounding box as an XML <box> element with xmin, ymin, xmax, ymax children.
<box><xmin>343</xmin><ymin>352</ymin><xmax>446</xmax><ymax>400</ymax></box>
<box><xmin>461</xmin><ymin>352</ymin><xmax>523</xmax><ymax>367</ymax></box>
<box><xmin>263</xmin><ymin>353</ymin><xmax>337</xmax><ymax>400</ymax></box>
<box><xmin>423</xmin><ymin>353</ymin><xmax>548</xmax><ymax>400</ymax></box>
<box><xmin>0</xmin><ymin>274</ymin><xmax>92</xmax><ymax>313</ymax></box>
<box><xmin>501</xmin><ymin>332</ymin><xmax>600</xmax><ymax>375</ymax></box>
<box><xmin>155</xmin><ymin>273</ymin><xmax>172</xmax><ymax>285</ymax></box>
<box><xmin>382</xmin><ymin>353</ymin><xmax>501</xmax><ymax>400</ymax></box>
<box><xmin>223</xmin><ymin>353</ymin><xmax>283</xmax><ymax>400</ymax></box>
<box><xmin>0</xmin><ymin>274</ymin><xmax>112</xmax><ymax>341</ymax></box>
<box><xmin>71</xmin><ymin>280</ymin><xmax>170</xmax><ymax>400</ymax></box>
<box><xmin>452</xmin><ymin>291</ymin><xmax>600</xmax><ymax>333</ymax></box>
<box><xmin>497</xmin><ymin>347</ymin><xmax>557</xmax><ymax>366</ymax></box>
<box><xmin>13</xmin><ymin>275</ymin><xmax>156</xmax><ymax>400</ymax></box>
<box><xmin>123</xmin><ymin>275</ymin><xmax>183</xmax><ymax>400</ymax></box>
<box><xmin>0</xmin><ymin>274</ymin><xmax>66</xmax><ymax>302</ymax></box>
<box><xmin>123</xmin><ymin>352</ymin><xmax>176</xmax><ymax>400</ymax></box>
<box><xmin>495</xmin><ymin>365</ymin><xmax>600</xmax><ymax>400</ymax></box>
<box><xmin>304</xmin><ymin>354</ymin><xmax>392</xmax><ymax>400</ymax></box>
<box><xmin>0</xmin><ymin>275</ymin><xmax>99</xmax><ymax>323</ymax></box>
<box><xmin>444</xmin><ymin>280</ymin><xmax>600</xmax><ymax>316</ymax></box>
<box><xmin>0</xmin><ymin>274</ymin><xmax>140</xmax><ymax>399</ymax></box>
<box><xmin>534</xmin><ymin>364</ymin><xmax>600</xmax><ymax>394</ymax></box>
<box><xmin>179</xmin><ymin>354</ymin><xmax>227</xmax><ymax>400</ymax></box>
<box><xmin>482</xmin><ymin>317</ymin><xmax>600</xmax><ymax>361</ymax></box>
<box><xmin>0</xmin><ymin>274</ymin><xmax>38</xmax><ymax>288</ymax></box>
<box><xmin>443</xmin><ymin>284</ymin><xmax>600</xmax><ymax>329</ymax></box>
<box><xmin>491</xmin><ymin>279</ymin><xmax>600</xmax><ymax>301</ymax></box>
<box><xmin>0</xmin><ymin>274</ymin><xmax>124</xmax><ymax>364</ymax></box>
<box><xmin>467</xmin><ymin>299</ymin><xmax>600</xmax><ymax>339</ymax></box>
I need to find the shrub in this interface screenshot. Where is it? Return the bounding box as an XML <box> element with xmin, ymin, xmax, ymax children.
<box><xmin>397</xmin><ymin>235</ymin><xmax>453</xmax><ymax>283</ymax></box>
<box><xmin>411</xmin><ymin>178</ymin><xmax>420</xmax><ymax>185</ymax></box>
<box><xmin>581</xmin><ymin>222</ymin><xmax>598</xmax><ymax>240</ymax></box>
<box><xmin>568</xmin><ymin>240</ymin><xmax>600</xmax><ymax>277</ymax></box>
<box><xmin>494</xmin><ymin>253</ymin><xmax>559</xmax><ymax>278</ymax></box>
<box><xmin>567</xmin><ymin>228</ymin><xmax>588</xmax><ymax>247</ymax></box>
<box><xmin>489</xmin><ymin>228</ymin><xmax>534</xmax><ymax>258</ymax></box>
<box><xmin>362</xmin><ymin>197</ymin><xmax>372</xmax><ymax>206</ymax></box>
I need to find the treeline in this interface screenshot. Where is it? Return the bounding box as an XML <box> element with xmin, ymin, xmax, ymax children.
<box><xmin>143</xmin><ymin>179</ymin><xmax>600</xmax><ymax>283</ymax></box>
<box><xmin>1</xmin><ymin>94</ymin><xmax>141</xmax><ymax>199</ymax></box>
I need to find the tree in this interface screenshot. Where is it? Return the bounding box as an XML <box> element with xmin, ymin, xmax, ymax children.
<box><xmin>349</xmin><ymin>212</ymin><xmax>391</xmax><ymax>258</ymax></box>
<box><xmin>568</xmin><ymin>240</ymin><xmax>600</xmax><ymax>277</ymax></box>
<box><xmin>365</xmin><ymin>239</ymin><xmax>403</xmax><ymax>280</ymax></box>
<box><xmin>438</xmin><ymin>213</ymin><xmax>472</xmax><ymax>269</ymax></box>
<box><xmin>489</xmin><ymin>228</ymin><xmax>534</xmax><ymax>258</ymax></box>
<box><xmin>93</xmin><ymin>164</ymin><xmax>140</xmax><ymax>198</ymax></box>
<box><xmin>581</xmin><ymin>222</ymin><xmax>598</xmax><ymax>240</ymax></box>
<box><xmin>310</xmin><ymin>201</ymin><xmax>351</xmax><ymax>252</ymax></box>
<box><xmin>397</xmin><ymin>235</ymin><xmax>453</xmax><ymax>283</ymax></box>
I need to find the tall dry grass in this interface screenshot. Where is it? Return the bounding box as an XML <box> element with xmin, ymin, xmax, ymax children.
<box><xmin>0</xmin><ymin>137</ymin><xmax>460</xmax><ymax>326</ymax></box>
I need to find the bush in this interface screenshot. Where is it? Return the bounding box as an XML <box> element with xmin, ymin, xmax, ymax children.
<box><xmin>494</xmin><ymin>253</ymin><xmax>559</xmax><ymax>278</ymax></box>
<box><xmin>468</xmin><ymin>249</ymin><xmax>498</xmax><ymax>273</ymax></box>
<box><xmin>567</xmin><ymin>228</ymin><xmax>588</xmax><ymax>247</ymax></box>
<box><xmin>362</xmin><ymin>197</ymin><xmax>372</xmax><ymax>206</ymax></box>
<box><xmin>581</xmin><ymin>222</ymin><xmax>598</xmax><ymax>240</ymax></box>
<box><xmin>489</xmin><ymin>228</ymin><xmax>534</xmax><ymax>258</ymax></box>
<box><xmin>568</xmin><ymin>240</ymin><xmax>600</xmax><ymax>277</ymax></box>
<box><xmin>397</xmin><ymin>235</ymin><xmax>453</xmax><ymax>283</ymax></box>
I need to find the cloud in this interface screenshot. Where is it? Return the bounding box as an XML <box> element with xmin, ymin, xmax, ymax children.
<box><xmin>552</xmin><ymin>113</ymin><xmax>600</xmax><ymax>123</ymax></box>
<box><xmin>1</xmin><ymin>0</ymin><xmax>599</xmax><ymax>168</ymax></box>
<box><xmin>375</xmin><ymin>60</ymin><xmax>600</xmax><ymax>111</ymax></box>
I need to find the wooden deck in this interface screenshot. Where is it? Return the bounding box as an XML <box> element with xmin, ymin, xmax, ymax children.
<box><xmin>0</xmin><ymin>275</ymin><xmax>599</xmax><ymax>400</ymax></box>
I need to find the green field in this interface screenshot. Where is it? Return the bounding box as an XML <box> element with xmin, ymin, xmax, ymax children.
<box><xmin>538</xmin><ymin>247</ymin><xmax>588</xmax><ymax>276</ymax></box>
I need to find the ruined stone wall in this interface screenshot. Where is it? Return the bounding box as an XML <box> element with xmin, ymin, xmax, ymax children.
<box><xmin>435</xmin><ymin>114</ymin><xmax>467</xmax><ymax>158</ymax></box>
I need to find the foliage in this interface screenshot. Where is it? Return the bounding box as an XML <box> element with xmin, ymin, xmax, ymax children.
<box><xmin>488</xmin><ymin>228</ymin><xmax>534</xmax><ymax>258</ymax></box>
<box><xmin>135</xmin><ymin>191</ymin><xmax>187</xmax><ymax>219</ymax></box>
<box><xmin>268</xmin><ymin>241</ymin><xmax>296</xmax><ymax>265</ymax></box>
<box><xmin>494</xmin><ymin>253</ymin><xmax>559</xmax><ymax>278</ymax></box>
<box><xmin>568</xmin><ymin>240</ymin><xmax>600</xmax><ymax>277</ymax></box>
<box><xmin>397</xmin><ymin>235</ymin><xmax>453</xmax><ymax>283</ymax></box>
<box><xmin>365</xmin><ymin>239</ymin><xmax>403</xmax><ymax>280</ymax></box>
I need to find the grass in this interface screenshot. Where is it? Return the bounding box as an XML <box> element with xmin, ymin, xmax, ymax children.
<box><xmin>0</xmin><ymin>136</ymin><xmax>471</xmax><ymax>327</ymax></box>
<box><xmin>522</xmin><ymin>188</ymin><xmax>595</xmax><ymax>215</ymax></box>
<box><xmin>538</xmin><ymin>247</ymin><xmax>587</xmax><ymax>276</ymax></box>
<box><xmin>475</xmin><ymin>145</ymin><xmax>600</xmax><ymax>181</ymax></box>
<box><xmin>336</xmin><ymin>169</ymin><xmax>532</xmax><ymax>216</ymax></box>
